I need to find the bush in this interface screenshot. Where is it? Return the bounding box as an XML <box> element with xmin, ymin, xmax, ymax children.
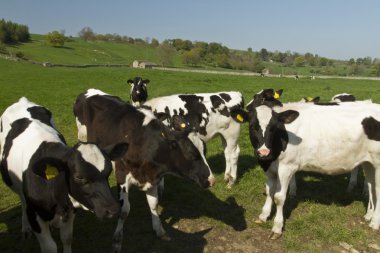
<box><xmin>46</xmin><ymin>31</ymin><xmax>65</xmax><ymax>47</ymax></box>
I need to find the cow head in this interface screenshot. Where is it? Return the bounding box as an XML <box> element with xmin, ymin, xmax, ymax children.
<box><xmin>246</xmin><ymin>89</ymin><xmax>283</xmax><ymax>111</ymax></box>
<box><xmin>331</xmin><ymin>93</ymin><xmax>356</xmax><ymax>102</ymax></box>
<box><xmin>247</xmin><ymin>105</ymin><xmax>299</xmax><ymax>160</ymax></box>
<box><xmin>29</xmin><ymin>142</ymin><xmax>128</xmax><ymax>219</ymax></box>
<box><xmin>128</xmin><ymin>77</ymin><xmax>149</xmax><ymax>106</ymax></box>
<box><xmin>161</xmin><ymin>125</ymin><xmax>214</xmax><ymax>188</ymax></box>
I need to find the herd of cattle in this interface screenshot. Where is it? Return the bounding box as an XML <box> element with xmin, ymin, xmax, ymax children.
<box><xmin>1</xmin><ymin>76</ymin><xmax>380</xmax><ymax>252</ymax></box>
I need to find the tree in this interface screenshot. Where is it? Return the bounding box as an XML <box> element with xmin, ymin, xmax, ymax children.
<box><xmin>46</xmin><ymin>31</ymin><xmax>65</xmax><ymax>47</ymax></box>
<box><xmin>157</xmin><ymin>42</ymin><xmax>175</xmax><ymax>66</ymax></box>
<box><xmin>151</xmin><ymin>38</ymin><xmax>159</xmax><ymax>47</ymax></box>
<box><xmin>181</xmin><ymin>48</ymin><xmax>201</xmax><ymax>66</ymax></box>
<box><xmin>78</xmin><ymin>27</ymin><xmax>95</xmax><ymax>41</ymax></box>
<box><xmin>294</xmin><ymin>56</ymin><xmax>306</xmax><ymax>67</ymax></box>
<box><xmin>259</xmin><ymin>48</ymin><xmax>269</xmax><ymax>61</ymax></box>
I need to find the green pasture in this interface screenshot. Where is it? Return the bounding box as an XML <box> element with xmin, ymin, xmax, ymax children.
<box><xmin>0</xmin><ymin>58</ymin><xmax>380</xmax><ymax>252</ymax></box>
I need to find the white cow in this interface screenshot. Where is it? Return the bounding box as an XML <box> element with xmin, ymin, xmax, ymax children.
<box><xmin>243</xmin><ymin>100</ymin><xmax>380</xmax><ymax>239</ymax></box>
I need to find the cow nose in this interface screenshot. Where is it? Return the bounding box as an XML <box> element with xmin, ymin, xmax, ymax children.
<box><xmin>258</xmin><ymin>148</ymin><xmax>270</xmax><ymax>157</ymax></box>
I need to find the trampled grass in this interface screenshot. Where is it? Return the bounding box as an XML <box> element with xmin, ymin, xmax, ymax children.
<box><xmin>0</xmin><ymin>57</ymin><xmax>380</xmax><ymax>252</ymax></box>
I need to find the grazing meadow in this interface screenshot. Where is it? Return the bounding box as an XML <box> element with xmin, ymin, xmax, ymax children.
<box><xmin>0</xmin><ymin>57</ymin><xmax>380</xmax><ymax>252</ymax></box>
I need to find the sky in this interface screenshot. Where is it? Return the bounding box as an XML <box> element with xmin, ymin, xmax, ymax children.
<box><xmin>1</xmin><ymin>0</ymin><xmax>379</xmax><ymax>60</ymax></box>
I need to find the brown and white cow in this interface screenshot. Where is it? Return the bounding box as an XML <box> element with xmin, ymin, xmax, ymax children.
<box><xmin>73</xmin><ymin>89</ymin><xmax>214</xmax><ymax>253</ymax></box>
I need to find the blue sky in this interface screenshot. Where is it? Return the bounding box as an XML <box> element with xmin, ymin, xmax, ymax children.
<box><xmin>1</xmin><ymin>0</ymin><xmax>379</xmax><ymax>60</ymax></box>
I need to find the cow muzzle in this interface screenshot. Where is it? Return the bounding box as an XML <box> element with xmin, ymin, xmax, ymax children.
<box><xmin>257</xmin><ymin>148</ymin><xmax>271</xmax><ymax>157</ymax></box>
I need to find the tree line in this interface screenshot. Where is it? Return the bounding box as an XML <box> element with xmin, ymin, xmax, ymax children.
<box><xmin>0</xmin><ymin>19</ymin><xmax>30</xmax><ymax>44</ymax></box>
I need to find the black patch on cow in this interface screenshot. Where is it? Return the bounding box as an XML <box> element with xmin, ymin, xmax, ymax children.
<box><xmin>27</xmin><ymin>106</ymin><xmax>53</xmax><ymax>127</ymax></box>
<box><xmin>219</xmin><ymin>93</ymin><xmax>232</xmax><ymax>102</ymax></box>
<box><xmin>0</xmin><ymin>118</ymin><xmax>31</xmax><ymax>187</ymax></box>
<box><xmin>27</xmin><ymin>106</ymin><xmax>66</xmax><ymax>144</ymax></box>
<box><xmin>210</xmin><ymin>95</ymin><xmax>230</xmax><ymax>117</ymax></box>
<box><xmin>179</xmin><ymin>108</ymin><xmax>185</xmax><ymax>116</ymax></box>
<box><xmin>335</xmin><ymin>94</ymin><xmax>356</xmax><ymax>102</ymax></box>
<box><xmin>178</xmin><ymin>95</ymin><xmax>209</xmax><ymax>134</ymax></box>
<box><xmin>362</xmin><ymin>117</ymin><xmax>380</xmax><ymax>141</ymax></box>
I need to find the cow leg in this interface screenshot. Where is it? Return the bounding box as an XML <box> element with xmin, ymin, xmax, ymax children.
<box><xmin>112</xmin><ymin>183</ymin><xmax>131</xmax><ymax>253</ymax></box>
<box><xmin>220</xmin><ymin>124</ymin><xmax>240</xmax><ymax>188</ymax></box>
<box><xmin>369</xmin><ymin>166</ymin><xmax>380</xmax><ymax>229</ymax></box>
<box><xmin>363</xmin><ymin>164</ymin><xmax>375</xmax><ymax>221</ymax></box>
<box><xmin>146</xmin><ymin>185</ymin><xmax>166</xmax><ymax>237</ymax></box>
<box><xmin>34</xmin><ymin>216</ymin><xmax>57</xmax><ymax>253</ymax></box>
<box><xmin>347</xmin><ymin>167</ymin><xmax>359</xmax><ymax>192</ymax></box>
<box><xmin>20</xmin><ymin>195</ymin><xmax>32</xmax><ymax>239</ymax></box>
<box><xmin>158</xmin><ymin>177</ymin><xmax>165</xmax><ymax>200</ymax></box>
<box><xmin>256</xmin><ymin>170</ymin><xmax>277</xmax><ymax>223</ymax></box>
<box><xmin>288</xmin><ymin>174</ymin><xmax>297</xmax><ymax>198</ymax></box>
<box><xmin>60</xmin><ymin>210</ymin><xmax>75</xmax><ymax>253</ymax></box>
<box><xmin>271</xmin><ymin>166</ymin><xmax>294</xmax><ymax>239</ymax></box>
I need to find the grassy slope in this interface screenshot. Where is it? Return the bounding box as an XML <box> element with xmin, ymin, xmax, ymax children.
<box><xmin>0</xmin><ymin>58</ymin><xmax>380</xmax><ymax>252</ymax></box>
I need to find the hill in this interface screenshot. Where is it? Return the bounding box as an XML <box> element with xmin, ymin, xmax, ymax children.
<box><xmin>1</xmin><ymin>33</ymin><xmax>379</xmax><ymax>78</ymax></box>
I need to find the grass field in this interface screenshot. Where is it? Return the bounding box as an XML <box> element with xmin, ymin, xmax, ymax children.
<box><xmin>1</xmin><ymin>57</ymin><xmax>380</xmax><ymax>252</ymax></box>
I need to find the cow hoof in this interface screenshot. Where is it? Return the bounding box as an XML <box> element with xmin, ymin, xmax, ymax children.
<box><xmin>254</xmin><ymin>218</ymin><xmax>265</xmax><ymax>224</ymax></box>
<box><xmin>268</xmin><ymin>232</ymin><xmax>282</xmax><ymax>240</ymax></box>
<box><xmin>159</xmin><ymin>234</ymin><xmax>171</xmax><ymax>241</ymax></box>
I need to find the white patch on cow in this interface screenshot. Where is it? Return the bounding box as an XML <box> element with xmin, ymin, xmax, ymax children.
<box><xmin>85</xmin><ymin>89</ymin><xmax>109</xmax><ymax>98</ymax></box>
<box><xmin>76</xmin><ymin>117</ymin><xmax>88</xmax><ymax>142</ymax></box>
<box><xmin>126</xmin><ymin>173</ymin><xmax>153</xmax><ymax>191</ymax></box>
<box><xmin>69</xmin><ymin>194</ymin><xmax>89</xmax><ymax>210</ymax></box>
<box><xmin>76</xmin><ymin>143</ymin><xmax>105</xmax><ymax>172</ymax></box>
<box><xmin>256</xmin><ymin>105</ymin><xmax>272</xmax><ymax>136</ymax></box>
<box><xmin>138</xmin><ymin>108</ymin><xmax>156</xmax><ymax>126</ymax></box>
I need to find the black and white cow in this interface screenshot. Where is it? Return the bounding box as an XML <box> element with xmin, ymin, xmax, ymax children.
<box><xmin>242</xmin><ymin>100</ymin><xmax>380</xmax><ymax>239</ymax></box>
<box><xmin>143</xmin><ymin>91</ymin><xmax>248</xmax><ymax>187</ymax></box>
<box><xmin>0</xmin><ymin>97</ymin><xmax>128</xmax><ymax>253</ymax></box>
<box><xmin>73</xmin><ymin>89</ymin><xmax>214</xmax><ymax>253</ymax></box>
<box><xmin>128</xmin><ymin>76</ymin><xmax>149</xmax><ymax>106</ymax></box>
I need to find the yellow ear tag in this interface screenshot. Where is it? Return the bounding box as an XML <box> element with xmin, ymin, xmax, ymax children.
<box><xmin>236</xmin><ymin>114</ymin><xmax>244</xmax><ymax>122</ymax></box>
<box><xmin>45</xmin><ymin>165</ymin><xmax>59</xmax><ymax>180</ymax></box>
<box><xmin>274</xmin><ymin>92</ymin><xmax>280</xmax><ymax>99</ymax></box>
<box><xmin>180</xmin><ymin>123</ymin><xmax>186</xmax><ymax>128</ymax></box>
<box><xmin>307</xmin><ymin>97</ymin><xmax>314</xmax><ymax>102</ymax></box>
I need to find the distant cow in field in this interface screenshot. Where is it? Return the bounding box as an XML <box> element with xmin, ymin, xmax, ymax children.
<box><xmin>241</xmin><ymin>100</ymin><xmax>380</xmax><ymax>239</ymax></box>
<box><xmin>0</xmin><ymin>97</ymin><xmax>128</xmax><ymax>253</ymax></box>
<box><xmin>73</xmin><ymin>89</ymin><xmax>214</xmax><ymax>253</ymax></box>
<box><xmin>128</xmin><ymin>76</ymin><xmax>149</xmax><ymax>106</ymax></box>
<box><xmin>144</xmin><ymin>91</ymin><xmax>248</xmax><ymax>187</ymax></box>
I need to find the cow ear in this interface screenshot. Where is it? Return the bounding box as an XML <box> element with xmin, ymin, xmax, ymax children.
<box><xmin>143</xmin><ymin>79</ymin><xmax>150</xmax><ymax>84</ymax></box>
<box><xmin>278</xmin><ymin>110</ymin><xmax>299</xmax><ymax>124</ymax></box>
<box><xmin>31</xmin><ymin>159</ymin><xmax>66</xmax><ymax>181</ymax></box>
<box><xmin>103</xmin><ymin>143</ymin><xmax>129</xmax><ymax>160</ymax></box>
<box><xmin>230</xmin><ymin>108</ymin><xmax>249</xmax><ymax>123</ymax></box>
<box><xmin>172</xmin><ymin>115</ymin><xmax>191</xmax><ymax>131</ymax></box>
<box><xmin>127</xmin><ymin>79</ymin><xmax>134</xmax><ymax>86</ymax></box>
<box><xmin>274</xmin><ymin>89</ymin><xmax>283</xmax><ymax>99</ymax></box>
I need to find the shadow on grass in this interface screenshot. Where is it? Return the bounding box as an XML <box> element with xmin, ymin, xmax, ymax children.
<box><xmin>206</xmin><ymin>153</ymin><xmax>258</xmax><ymax>182</ymax></box>
<box><xmin>282</xmin><ymin>171</ymin><xmax>368</xmax><ymax>221</ymax></box>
